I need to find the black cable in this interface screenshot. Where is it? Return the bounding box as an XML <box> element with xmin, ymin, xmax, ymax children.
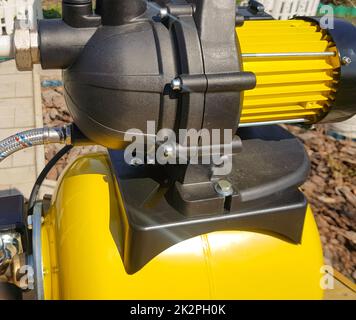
<box><xmin>28</xmin><ymin>144</ymin><xmax>74</xmax><ymax>215</ymax></box>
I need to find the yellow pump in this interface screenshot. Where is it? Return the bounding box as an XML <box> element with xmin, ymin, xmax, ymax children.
<box><xmin>38</xmin><ymin>18</ymin><xmax>345</xmax><ymax>300</ymax></box>
<box><xmin>2</xmin><ymin>1</ymin><xmax>356</xmax><ymax>302</ymax></box>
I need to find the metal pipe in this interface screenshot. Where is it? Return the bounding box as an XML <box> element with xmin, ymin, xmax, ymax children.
<box><xmin>241</xmin><ymin>52</ymin><xmax>335</xmax><ymax>58</ymax></box>
<box><xmin>0</xmin><ymin>126</ymin><xmax>72</xmax><ymax>162</ymax></box>
<box><xmin>32</xmin><ymin>203</ymin><xmax>44</xmax><ymax>300</ymax></box>
<box><xmin>239</xmin><ymin>119</ymin><xmax>307</xmax><ymax>128</ymax></box>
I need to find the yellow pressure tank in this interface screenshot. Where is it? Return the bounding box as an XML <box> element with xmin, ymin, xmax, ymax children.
<box><xmin>41</xmin><ymin>153</ymin><xmax>324</xmax><ymax>300</ymax></box>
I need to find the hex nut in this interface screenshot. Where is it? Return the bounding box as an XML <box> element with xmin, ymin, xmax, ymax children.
<box><xmin>341</xmin><ymin>56</ymin><xmax>352</xmax><ymax>66</ymax></box>
<box><xmin>13</xmin><ymin>20</ymin><xmax>39</xmax><ymax>71</ymax></box>
<box><xmin>14</xmin><ymin>27</ymin><xmax>32</xmax><ymax>71</ymax></box>
<box><xmin>214</xmin><ymin>180</ymin><xmax>234</xmax><ymax>196</ymax></box>
<box><xmin>171</xmin><ymin>77</ymin><xmax>182</xmax><ymax>91</ymax></box>
<box><xmin>30</xmin><ymin>30</ymin><xmax>40</xmax><ymax>64</ymax></box>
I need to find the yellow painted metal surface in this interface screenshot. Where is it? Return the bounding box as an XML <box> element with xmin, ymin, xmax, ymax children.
<box><xmin>238</xmin><ymin>20</ymin><xmax>340</xmax><ymax>124</ymax></box>
<box><xmin>41</xmin><ymin>153</ymin><xmax>324</xmax><ymax>300</ymax></box>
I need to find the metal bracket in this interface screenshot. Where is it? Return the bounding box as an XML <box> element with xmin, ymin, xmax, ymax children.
<box><xmin>172</xmin><ymin>72</ymin><xmax>256</xmax><ymax>93</ymax></box>
<box><xmin>32</xmin><ymin>203</ymin><xmax>44</xmax><ymax>300</ymax></box>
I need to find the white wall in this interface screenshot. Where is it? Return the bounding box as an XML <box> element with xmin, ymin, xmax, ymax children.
<box><xmin>240</xmin><ymin>0</ymin><xmax>320</xmax><ymax>20</ymax></box>
<box><xmin>0</xmin><ymin>0</ymin><xmax>43</xmax><ymax>35</ymax></box>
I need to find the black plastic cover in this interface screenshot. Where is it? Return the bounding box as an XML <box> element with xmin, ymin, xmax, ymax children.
<box><xmin>38</xmin><ymin>19</ymin><xmax>97</xmax><ymax>69</ymax></box>
<box><xmin>0</xmin><ymin>195</ymin><xmax>25</xmax><ymax>233</ymax></box>
<box><xmin>40</xmin><ymin>0</ymin><xmax>255</xmax><ymax>148</ymax></box>
<box><xmin>96</xmin><ymin>0</ymin><xmax>147</xmax><ymax>26</ymax></box>
<box><xmin>62</xmin><ymin>0</ymin><xmax>101</xmax><ymax>28</ymax></box>
<box><xmin>109</xmin><ymin>125</ymin><xmax>309</xmax><ymax>274</ymax></box>
<box><xmin>300</xmin><ymin>17</ymin><xmax>356</xmax><ymax>123</ymax></box>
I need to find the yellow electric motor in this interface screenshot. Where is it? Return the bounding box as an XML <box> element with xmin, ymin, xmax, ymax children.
<box><xmin>238</xmin><ymin>20</ymin><xmax>340</xmax><ymax>125</ymax></box>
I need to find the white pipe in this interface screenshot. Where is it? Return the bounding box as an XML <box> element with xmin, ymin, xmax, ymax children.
<box><xmin>0</xmin><ymin>35</ymin><xmax>14</xmax><ymax>58</ymax></box>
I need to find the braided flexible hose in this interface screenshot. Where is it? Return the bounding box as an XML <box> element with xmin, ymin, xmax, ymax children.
<box><xmin>0</xmin><ymin>126</ymin><xmax>71</xmax><ymax>162</ymax></box>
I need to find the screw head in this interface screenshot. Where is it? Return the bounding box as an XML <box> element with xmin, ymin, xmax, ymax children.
<box><xmin>214</xmin><ymin>180</ymin><xmax>234</xmax><ymax>197</ymax></box>
<box><xmin>159</xmin><ymin>7</ymin><xmax>168</xmax><ymax>20</ymax></box>
<box><xmin>342</xmin><ymin>56</ymin><xmax>352</xmax><ymax>65</ymax></box>
<box><xmin>163</xmin><ymin>144</ymin><xmax>175</xmax><ymax>158</ymax></box>
<box><xmin>130</xmin><ymin>158</ymin><xmax>144</xmax><ymax>166</ymax></box>
<box><xmin>171</xmin><ymin>77</ymin><xmax>182</xmax><ymax>91</ymax></box>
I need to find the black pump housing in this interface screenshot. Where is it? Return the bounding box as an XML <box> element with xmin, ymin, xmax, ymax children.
<box><xmin>38</xmin><ymin>0</ymin><xmax>256</xmax><ymax>148</ymax></box>
<box><xmin>96</xmin><ymin>0</ymin><xmax>147</xmax><ymax>25</ymax></box>
<box><xmin>37</xmin><ymin>0</ymin><xmax>356</xmax><ymax>147</ymax></box>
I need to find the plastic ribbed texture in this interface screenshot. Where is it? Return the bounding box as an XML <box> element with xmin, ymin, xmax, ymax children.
<box><xmin>238</xmin><ymin>20</ymin><xmax>340</xmax><ymax>124</ymax></box>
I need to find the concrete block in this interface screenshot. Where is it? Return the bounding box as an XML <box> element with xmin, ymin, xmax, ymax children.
<box><xmin>0</xmin><ymin>76</ymin><xmax>16</xmax><ymax>98</ymax></box>
<box><xmin>0</xmin><ymin>154</ymin><xmax>13</xmax><ymax>168</ymax></box>
<box><xmin>9</xmin><ymin>182</ymin><xmax>35</xmax><ymax>198</ymax></box>
<box><xmin>12</xmin><ymin>147</ymin><xmax>36</xmax><ymax>167</ymax></box>
<box><xmin>14</xmin><ymin>98</ymin><xmax>34</xmax><ymax>127</ymax></box>
<box><xmin>0</xmin><ymin>60</ymin><xmax>31</xmax><ymax>76</ymax></box>
<box><xmin>0</xmin><ymin>165</ymin><xmax>36</xmax><ymax>184</ymax></box>
<box><xmin>15</xmin><ymin>74</ymin><xmax>33</xmax><ymax>97</ymax></box>
<box><xmin>0</xmin><ymin>105</ymin><xmax>15</xmax><ymax>128</ymax></box>
<box><xmin>0</xmin><ymin>60</ymin><xmax>43</xmax><ymax>198</ymax></box>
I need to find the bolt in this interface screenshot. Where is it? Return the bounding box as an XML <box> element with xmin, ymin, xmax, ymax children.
<box><xmin>171</xmin><ymin>77</ymin><xmax>182</xmax><ymax>91</ymax></box>
<box><xmin>158</xmin><ymin>7</ymin><xmax>169</xmax><ymax>20</ymax></box>
<box><xmin>214</xmin><ymin>180</ymin><xmax>234</xmax><ymax>197</ymax></box>
<box><xmin>235</xmin><ymin>14</ymin><xmax>245</xmax><ymax>27</ymax></box>
<box><xmin>130</xmin><ymin>158</ymin><xmax>144</xmax><ymax>166</ymax></box>
<box><xmin>341</xmin><ymin>56</ymin><xmax>352</xmax><ymax>65</ymax></box>
<box><xmin>164</xmin><ymin>144</ymin><xmax>175</xmax><ymax>158</ymax></box>
<box><xmin>27</xmin><ymin>215</ymin><xmax>33</xmax><ymax>230</ymax></box>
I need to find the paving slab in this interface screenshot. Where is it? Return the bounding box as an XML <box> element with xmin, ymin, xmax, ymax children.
<box><xmin>0</xmin><ymin>60</ymin><xmax>44</xmax><ymax>198</ymax></box>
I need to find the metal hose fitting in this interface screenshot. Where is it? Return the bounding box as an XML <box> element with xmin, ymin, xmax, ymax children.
<box><xmin>0</xmin><ymin>125</ymin><xmax>72</xmax><ymax>162</ymax></box>
<box><xmin>0</xmin><ymin>232</ymin><xmax>22</xmax><ymax>275</ymax></box>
